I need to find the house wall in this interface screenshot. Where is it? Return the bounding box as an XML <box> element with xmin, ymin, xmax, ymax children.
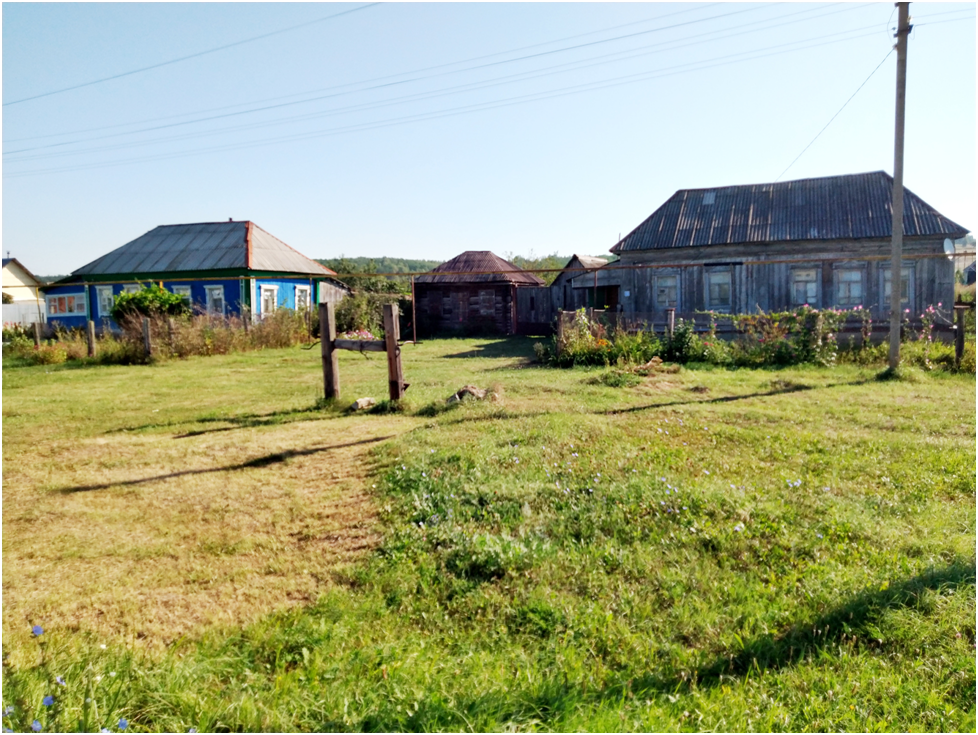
<box><xmin>415</xmin><ymin>284</ymin><xmax>515</xmax><ymax>336</ymax></box>
<box><xmin>550</xmin><ymin>268</ymin><xmax>593</xmax><ymax>314</ymax></box>
<box><xmin>2</xmin><ymin>262</ymin><xmax>44</xmax><ymax>303</ymax></box>
<box><xmin>515</xmin><ymin>286</ymin><xmax>552</xmax><ymax>335</ymax></box>
<box><xmin>605</xmin><ymin>236</ymin><xmax>954</xmax><ymax>320</ymax></box>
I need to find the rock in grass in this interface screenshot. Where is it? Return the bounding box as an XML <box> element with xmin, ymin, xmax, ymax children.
<box><xmin>350</xmin><ymin>397</ymin><xmax>377</xmax><ymax>411</ymax></box>
<box><xmin>448</xmin><ymin>385</ymin><xmax>488</xmax><ymax>403</ymax></box>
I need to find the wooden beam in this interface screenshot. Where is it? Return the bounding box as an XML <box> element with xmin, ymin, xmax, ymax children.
<box><xmin>142</xmin><ymin>317</ymin><xmax>152</xmax><ymax>358</ymax></box>
<box><xmin>333</xmin><ymin>339</ymin><xmax>386</xmax><ymax>352</ymax></box>
<box><xmin>87</xmin><ymin>320</ymin><xmax>97</xmax><ymax>358</ymax></box>
<box><xmin>320</xmin><ymin>302</ymin><xmax>339</xmax><ymax>400</ymax></box>
<box><xmin>383</xmin><ymin>303</ymin><xmax>405</xmax><ymax>401</ymax></box>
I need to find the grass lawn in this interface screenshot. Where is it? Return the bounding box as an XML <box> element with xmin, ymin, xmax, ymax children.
<box><xmin>2</xmin><ymin>337</ymin><xmax>975</xmax><ymax>732</ymax></box>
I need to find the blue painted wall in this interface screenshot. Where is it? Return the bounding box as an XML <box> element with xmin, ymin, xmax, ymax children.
<box><xmin>253</xmin><ymin>278</ymin><xmax>315</xmax><ymax>314</ymax></box>
<box><xmin>44</xmin><ymin>278</ymin><xmax>249</xmax><ymax>330</ymax></box>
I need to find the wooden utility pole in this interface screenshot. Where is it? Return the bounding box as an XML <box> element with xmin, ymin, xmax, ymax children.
<box><xmin>888</xmin><ymin>2</ymin><xmax>911</xmax><ymax>369</ymax></box>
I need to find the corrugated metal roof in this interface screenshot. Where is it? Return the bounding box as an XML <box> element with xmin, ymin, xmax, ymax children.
<box><xmin>415</xmin><ymin>251</ymin><xmax>546</xmax><ymax>286</ymax></box>
<box><xmin>612</xmin><ymin>171</ymin><xmax>969</xmax><ymax>253</ymax></box>
<box><xmin>73</xmin><ymin>221</ymin><xmax>335</xmax><ymax>277</ymax></box>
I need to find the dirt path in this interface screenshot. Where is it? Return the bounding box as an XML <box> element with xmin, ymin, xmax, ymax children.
<box><xmin>2</xmin><ymin>413</ymin><xmax>417</xmax><ymax>654</ymax></box>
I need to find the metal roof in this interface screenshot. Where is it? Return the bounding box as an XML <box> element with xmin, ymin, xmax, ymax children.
<box><xmin>611</xmin><ymin>171</ymin><xmax>969</xmax><ymax>253</ymax></box>
<box><xmin>415</xmin><ymin>251</ymin><xmax>546</xmax><ymax>286</ymax></box>
<box><xmin>72</xmin><ymin>221</ymin><xmax>335</xmax><ymax>277</ymax></box>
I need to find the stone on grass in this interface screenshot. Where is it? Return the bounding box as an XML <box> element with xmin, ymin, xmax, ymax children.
<box><xmin>448</xmin><ymin>385</ymin><xmax>488</xmax><ymax>403</ymax></box>
<box><xmin>350</xmin><ymin>397</ymin><xmax>377</xmax><ymax>411</ymax></box>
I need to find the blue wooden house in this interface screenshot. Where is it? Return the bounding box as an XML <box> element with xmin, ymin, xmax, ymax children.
<box><xmin>43</xmin><ymin>220</ymin><xmax>348</xmax><ymax>330</ymax></box>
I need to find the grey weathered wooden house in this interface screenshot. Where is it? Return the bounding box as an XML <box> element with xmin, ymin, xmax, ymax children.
<box><xmin>415</xmin><ymin>251</ymin><xmax>545</xmax><ymax>336</ymax></box>
<box><xmin>573</xmin><ymin>171</ymin><xmax>967</xmax><ymax>324</ymax></box>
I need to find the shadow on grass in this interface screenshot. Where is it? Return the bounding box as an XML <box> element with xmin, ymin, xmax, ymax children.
<box><xmin>604</xmin><ymin>377</ymin><xmax>873</xmax><ymax>415</ymax></box>
<box><xmin>107</xmin><ymin>404</ymin><xmax>336</xmax><ymax>438</ymax></box>
<box><xmin>685</xmin><ymin>558</ymin><xmax>976</xmax><ymax>685</ymax></box>
<box><xmin>58</xmin><ymin>435</ymin><xmax>394</xmax><ymax>493</ymax></box>
<box><xmin>441</xmin><ymin>337</ymin><xmax>538</xmax><ymax>361</ymax></box>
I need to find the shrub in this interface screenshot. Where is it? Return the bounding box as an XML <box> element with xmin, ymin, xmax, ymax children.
<box><xmin>110</xmin><ymin>283</ymin><xmax>190</xmax><ymax>321</ymax></box>
<box><xmin>28</xmin><ymin>343</ymin><xmax>67</xmax><ymax>365</ymax></box>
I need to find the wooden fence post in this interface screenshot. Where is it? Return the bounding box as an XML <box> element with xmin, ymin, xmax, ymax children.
<box><xmin>142</xmin><ymin>317</ymin><xmax>152</xmax><ymax>357</ymax></box>
<box><xmin>666</xmin><ymin>308</ymin><xmax>676</xmax><ymax>339</ymax></box>
<box><xmin>556</xmin><ymin>310</ymin><xmax>565</xmax><ymax>345</ymax></box>
<box><xmin>320</xmin><ymin>302</ymin><xmax>339</xmax><ymax>400</ymax></box>
<box><xmin>384</xmin><ymin>303</ymin><xmax>405</xmax><ymax>401</ymax></box>
<box><xmin>32</xmin><ymin>322</ymin><xmax>41</xmax><ymax>347</ymax></box>
<box><xmin>954</xmin><ymin>304</ymin><xmax>967</xmax><ymax>368</ymax></box>
<box><xmin>87</xmin><ymin>320</ymin><xmax>97</xmax><ymax>358</ymax></box>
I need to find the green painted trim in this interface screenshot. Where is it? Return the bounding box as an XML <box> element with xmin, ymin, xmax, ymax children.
<box><xmin>53</xmin><ymin>270</ymin><xmax>332</xmax><ymax>287</ymax></box>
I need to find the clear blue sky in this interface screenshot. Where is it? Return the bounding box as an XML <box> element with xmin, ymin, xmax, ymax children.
<box><xmin>3</xmin><ymin>2</ymin><xmax>975</xmax><ymax>275</ymax></box>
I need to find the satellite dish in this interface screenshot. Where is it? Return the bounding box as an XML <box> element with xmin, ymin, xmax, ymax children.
<box><xmin>944</xmin><ymin>238</ymin><xmax>955</xmax><ymax>260</ymax></box>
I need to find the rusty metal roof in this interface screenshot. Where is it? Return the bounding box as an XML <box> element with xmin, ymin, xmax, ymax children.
<box><xmin>415</xmin><ymin>251</ymin><xmax>546</xmax><ymax>286</ymax></box>
<box><xmin>611</xmin><ymin>171</ymin><xmax>969</xmax><ymax>253</ymax></box>
<box><xmin>72</xmin><ymin>221</ymin><xmax>335</xmax><ymax>277</ymax></box>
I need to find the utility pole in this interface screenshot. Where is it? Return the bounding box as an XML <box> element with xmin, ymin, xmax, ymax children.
<box><xmin>888</xmin><ymin>2</ymin><xmax>911</xmax><ymax>369</ymax></box>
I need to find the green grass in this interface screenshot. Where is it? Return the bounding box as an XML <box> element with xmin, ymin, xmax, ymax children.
<box><xmin>2</xmin><ymin>337</ymin><xmax>975</xmax><ymax>732</ymax></box>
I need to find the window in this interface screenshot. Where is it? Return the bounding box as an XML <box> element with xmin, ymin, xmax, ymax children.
<box><xmin>835</xmin><ymin>269</ymin><xmax>863</xmax><ymax>307</ymax></box>
<box><xmin>172</xmin><ymin>285</ymin><xmax>192</xmax><ymax>305</ymax></box>
<box><xmin>47</xmin><ymin>293</ymin><xmax>87</xmax><ymax>316</ymax></box>
<box><xmin>706</xmin><ymin>270</ymin><xmax>732</xmax><ymax>311</ymax></box>
<box><xmin>96</xmin><ymin>286</ymin><xmax>114</xmax><ymax>317</ymax></box>
<box><xmin>295</xmin><ymin>286</ymin><xmax>311</xmax><ymax>311</ymax></box>
<box><xmin>260</xmin><ymin>286</ymin><xmax>278</xmax><ymax>315</ymax></box>
<box><xmin>123</xmin><ymin>284</ymin><xmax>140</xmax><ymax>294</ymax></box>
<box><xmin>655</xmin><ymin>275</ymin><xmax>679</xmax><ymax>309</ymax></box>
<box><xmin>479</xmin><ymin>290</ymin><xmax>494</xmax><ymax>316</ymax></box>
<box><xmin>881</xmin><ymin>267</ymin><xmax>912</xmax><ymax>310</ymax></box>
<box><xmin>205</xmin><ymin>286</ymin><xmax>225</xmax><ymax>315</ymax></box>
<box><xmin>442</xmin><ymin>294</ymin><xmax>453</xmax><ymax>317</ymax></box>
<box><xmin>790</xmin><ymin>269</ymin><xmax>819</xmax><ymax>307</ymax></box>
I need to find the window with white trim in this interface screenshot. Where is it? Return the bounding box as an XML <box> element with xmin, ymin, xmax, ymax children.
<box><xmin>260</xmin><ymin>285</ymin><xmax>278</xmax><ymax>314</ymax></box>
<box><xmin>790</xmin><ymin>268</ymin><xmax>819</xmax><ymax>307</ymax></box>
<box><xmin>655</xmin><ymin>274</ymin><xmax>679</xmax><ymax>309</ymax></box>
<box><xmin>123</xmin><ymin>284</ymin><xmax>140</xmax><ymax>294</ymax></box>
<box><xmin>295</xmin><ymin>285</ymin><xmax>311</xmax><ymax>311</ymax></box>
<box><xmin>706</xmin><ymin>270</ymin><xmax>732</xmax><ymax>312</ymax></box>
<box><xmin>47</xmin><ymin>293</ymin><xmax>87</xmax><ymax>316</ymax></box>
<box><xmin>881</xmin><ymin>266</ymin><xmax>912</xmax><ymax>311</ymax></box>
<box><xmin>172</xmin><ymin>285</ymin><xmax>192</xmax><ymax>304</ymax></box>
<box><xmin>96</xmin><ymin>286</ymin><xmax>114</xmax><ymax>317</ymax></box>
<box><xmin>834</xmin><ymin>268</ymin><xmax>864</xmax><ymax>307</ymax></box>
<box><xmin>205</xmin><ymin>286</ymin><xmax>225</xmax><ymax>315</ymax></box>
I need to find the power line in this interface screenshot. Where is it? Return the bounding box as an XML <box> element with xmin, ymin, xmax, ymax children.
<box><xmin>8</xmin><ymin>22</ymin><xmax>890</xmax><ymax>165</ymax></box>
<box><xmin>4</xmin><ymin>2</ymin><xmax>770</xmax><ymax>153</ymax></box>
<box><xmin>775</xmin><ymin>48</ymin><xmax>894</xmax><ymax>182</ymax></box>
<box><xmin>4</xmin><ymin>26</ymin><xmax>896</xmax><ymax>178</ymax></box>
<box><xmin>2</xmin><ymin>3</ymin><xmax>381</xmax><ymax>107</ymax></box>
<box><xmin>6</xmin><ymin>4</ymin><xmax>881</xmax><ymax>162</ymax></box>
<box><xmin>2</xmin><ymin>3</ymin><xmax>723</xmax><ymax>143</ymax></box>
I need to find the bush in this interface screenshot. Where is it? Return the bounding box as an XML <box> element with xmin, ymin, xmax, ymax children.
<box><xmin>110</xmin><ymin>283</ymin><xmax>190</xmax><ymax>321</ymax></box>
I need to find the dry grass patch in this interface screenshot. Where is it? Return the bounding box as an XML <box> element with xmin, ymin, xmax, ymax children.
<box><xmin>2</xmin><ymin>411</ymin><xmax>418</xmax><ymax>657</ymax></box>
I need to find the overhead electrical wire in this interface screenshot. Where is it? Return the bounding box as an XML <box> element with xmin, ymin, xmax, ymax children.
<box><xmin>2</xmin><ymin>3</ymin><xmax>381</xmax><ymax>107</ymax></box>
<box><xmin>4</xmin><ymin>3</ymin><xmax>875</xmax><ymax>160</ymax></box>
<box><xmin>4</xmin><ymin>24</ymin><xmax>907</xmax><ymax>178</ymax></box>
<box><xmin>6</xmin><ymin>14</ymin><xmax>887</xmax><ymax>164</ymax></box>
<box><xmin>3</xmin><ymin>2</ymin><xmax>771</xmax><ymax>154</ymax></box>
<box><xmin>2</xmin><ymin>2</ymin><xmax>723</xmax><ymax>143</ymax></box>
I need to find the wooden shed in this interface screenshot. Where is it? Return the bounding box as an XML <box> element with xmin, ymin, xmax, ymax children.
<box><xmin>415</xmin><ymin>251</ymin><xmax>545</xmax><ymax>337</ymax></box>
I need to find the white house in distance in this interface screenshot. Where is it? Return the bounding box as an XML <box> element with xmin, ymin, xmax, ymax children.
<box><xmin>2</xmin><ymin>258</ymin><xmax>46</xmax><ymax>326</ymax></box>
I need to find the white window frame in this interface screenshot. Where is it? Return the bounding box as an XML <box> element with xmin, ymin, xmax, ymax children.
<box><xmin>705</xmin><ymin>269</ymin><xmax>732</xmax><ymax>312</ymax></box>
<box><xmin>834</xmin><ymin>267</ymin><xmax>865</xmax><ymax>308</ymax></box>
<box><xmin>790</xmin><ymin>267</ymin><xmax>820</xmax><ymax>308</ymax></box>
<box><xmin>260</xmin><ymin>285</ymin><xmax>279</xmax><ymax>315</ymax></box>
<box><xmin>655</xmin><ymin>273</ymin><xmax>680</xmax><ymax>310</ymax></box>
<box><xmin>880</xmin><ymin>265</ymin><xmax>914</xmax><ymax>313</ymax></box>
<box><xmin>96</xmin><ymin>286</ymin><xmax>114</xmax><ymax>317</ymax></box>
<box><xmin>47</xmin><ymin>293</ymin><xmax>87</xmax><ymax>316</ymax></box>
<box><xmin>478</xmin><ymin>289</ymin><xmax>494</xmax><ymax>316</ymax></box>
<box><xmin>122</xmin><ymin>283</ymin><xmax>140</xmax><ymax>294</ymax></box>
<box><xmin>205</xmin><ymin>285</ymin><xmax>226</xmax><ymax>315</ymax></box>
<box><xmin>294</xmin><ymin>285</ymin><xmax>311</xmax><ymax>312</ymax></box>
<box><xmin>172</xmin><ymin>285</ymin><xmax>192</xmax><ymax>304</ymax></box>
